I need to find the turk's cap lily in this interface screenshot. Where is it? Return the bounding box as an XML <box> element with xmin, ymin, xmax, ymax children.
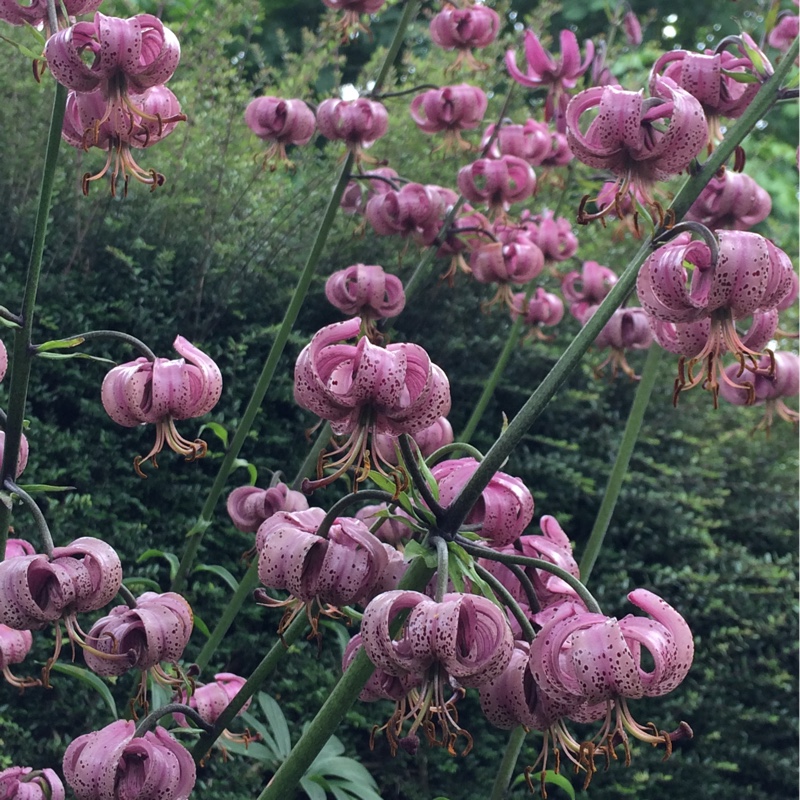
<box><xmin>365</xmin><ymin>183</ymin><xmax>445</xmax><ymax>242</ymax></box>
<box><xmin>0</xmin><ymin>767</ymin><xmax>65</xmax><ymax>800</ymax></box>
<box><xmin>505</xmin><ymin>29</ymin><xmax>594</xmax><ymax>91</ymax></box>
<box><xmin>0</xmin><ymin>537</ymin><xmax>122</xmax><ymax>631</ymax></box>
<box><xmin>593</xmin><ymin>307</ymin><xmax>653</xmax><ymax>351</ymax></box>
<box><xmin>0</xmin><ymin>0</ymin><xmax>100</xmax><ymax>26</ymax></box>
<box><xmin>244</xmin><ymin>96</ymin><xmax>316</xmax><ymax>145</ymax></box>
<box><xmin>457</xmin><ymin>155</ymin><xmax>536</xmax><ymax>211</ymax></box>
<box><xmin>511</xmin><ymin>288</ymin><xmax>565</xmax><ymax>328</ymax></box>
<box><xmin>83</xmin><ymin>591</ymin><xmax>193</xmax><ymax>677</ymax></box>
<box><xmin>562</xmin><ymin>261</ymin><xmax>618</xmax><ymax>306</ymax></box>
<box><xmin>0</xmin><ymin>430</ymin><xmax>29</xmax><ymax>478</ymax></box>
<box><xmin>429</xmin><ymin>5</ymin><xmax>501</xmax><ymax>51</ymax></box>
<box><xmin>174</xmin><ymin>672</ymin><xmax>249</xmax><ymax>727</ymax></box>
<box><xmin>343</xmin><ymin>633</ymin><xmax>421</xmax><ymax>702</ymax></box>
<box><xmin>566</xmin><ymin>82</ymin><xmax>708</xmax><ymax>196</ymax></box>
<box><xmin>227</xmin><ymin>482</ymin><xmax>309</xmax><ymax>533</ymax></box>
<box><xmin>4</xmin><ymin>538</ymin><xmax>35</xmax><ymax>559</ymax></box>
<box><xmin>294</xmin><ymin>318</ymin><xmax>451</xmax><ymax>437</ymax></box>
<box><xmin>316</xmin><ymin>98</ymin><xmax>388</xmax><ymax>149</ymax></box>
<box><xmin>46</xmin><ymin>13</ymin><xmax>180</xmax><ymax>94</ymax></box>
<box><xmin>684</xmin><ymin>170</ymin><xmax>772</xmax><ymax>231</ymax></box>
<box><xmin>63</xmin><ymin>720</ymin><xmax>195</xmax><ymax>800</ymax></box>
<box><xmin>409</xmin><ymin>84</ymin><xmax>488</xmax><ymax>134</ymax></box>
<box><xmin>519</xmin><ymin>209</ymin><xmax>578</xmax><ymax>262</ymax></box>
<box><xmin>720</xmin><ymin>350</ymin><xmax>800</xmax><ymax>405</ymax></box>
<box><xmin>431</xmin><ymin>457</ymin><xmax>534</xmax><ymax>547</ymax></box>
<box><xmin>325</xmin><ymin>264</ymin><xmax>406</xmax><ymax>320</ymax></box>
<box><xmin>482</xmin><ymin>120</ymin><xmax>553</xmax><ymax>165</ymax></box>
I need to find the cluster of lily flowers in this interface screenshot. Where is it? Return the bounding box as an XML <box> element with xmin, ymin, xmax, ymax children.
<box><xmin>0</xmin><ymin>0</ymin><xmax>796</xmax><ymax>798</ymax></box>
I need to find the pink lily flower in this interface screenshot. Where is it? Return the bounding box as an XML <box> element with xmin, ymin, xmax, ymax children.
<box><xmin>325</xmin><ymin>263</ymin><xmax>406</xmax><ymax>324</ymax></box>
<box><xmin>0</xmin><ymin>430</ymin><xmax>29</xmax><ymax>478</ymax></box>
<box><xmin>174</xmin><ymin>672</ymin><xmax>250</xmax><ymax>728</ymax></box>
<box><xmin>340</xmin><ymin>167</ymin><xmax>399</xmax><ymax>215</ymax></box>
<box><xmin>226</xmin><ymin>481</ymin><xmax>309</xmax><ymax>534</ymax></box>
<box><xmin>481</xmin><ymin>119</ymin><xmax>553</xmax><ymax>166</ymax></box>
<box><xmin>519</xmin><ymin>209</ymin><xmax>578</xmax><ymax>263</ymax></box>
<box><xmin>429</xmin><ymin>4</ymin><xmax>500</xmax><ymax>71</ymax></box>
<box><xmin>457</xmin><ymin>155</ymin><xmax>536</xmax><ymax>216</ymax></box>
<box><xmin>470</xmin><ymin>240</ymin><xmax>545</xmax><ymax>311</ymax></box>
<box><xmin>622</xmin><ymin>10</ymin><xmax>643</xmax><ymax>47</ymax></box>
<box><xmin>321</xmin><ymin>0</ymin><xmax>386</xmax><ymax>39</ymax></box>
<box><xmin>0</xmin><ymin>0</ymin><xmax>100</xmax><ymax>27</ymax></box>
<box><xmin>83</xmin><ymin>591</ymin><xmax>193</xmax><ymax>679</ymax></box>
<box><xmin>365</xmin><ymin>182</ymin><xmax>445</xmax><ymax>244</ymax></box>
<box><xmin>768</xmin><ymin>11</ymin><xmax>800</xmax><ymax>52</ymax></box>
<box><xmin>431</xmin><ymin>457</ymin><xmax>534</xmax><ymax>547</ymax></box>
<box><xmin>587</xmin><ymin>306</ymin><xmax>653</xmax><ymax>380</ymax></box>
<box><xmin>506</xmin><ymin>30</ymin><xmax>595</xmax><ymax>132</ymax></box>
<box><xmin>4</xmin><ymin>538</ymin><xmax>35</xmax><ymax>559</ymax></box>
<box><xmin>562</xmin><ymin>260</ymin><xmax>618</xmax><ymax>321</ymax></box>
<box><xmin>567</xmin><ymin>82</ymin><xmax>708</xmax><ymax>221</ymax></box>
<box><xmin>650</xmin><ymin>39</ymin><xmax>772</xmax><ymax>143</ymax></box>
<box><xmin>63</xmin><ymin>720</ymin><xmax>195</xmax><ymax>800</ymax></box>
<box><xmin>637</xmin><ymin>229</ymin><xmax>793</xmax><ymax>404</ymax></box>
<box><xmin>409</xmin><ymin>84</ymin><xmax>488</xmax><ymax>150</ymax></box>
<box><xmin>62</xmin><ymin>85</ymin><xmax>185</xmax><ymax>196</ymax></box>
<box><xmin>316</xmin><ymin>98</ymin><xmax>388</xmax><ymax>155</ymax></box>
<box><xmin>294</xmin><ymin>318</ymin><xmax>450</xmax><ymax>489</ymax></box>
<box><xmin>343</xmin><ymin>633</ymin><xmax>421</xmax><ymax>702</ymax></box>
<box><xmin>102</xmin><ymin>335</ymin><xmax>222</xmax><ymax>476</ymax></box>
<box><xmin>0</xmin><ymin>624</ymin><xmax>38</xmax><ymax>689</ymax></box>
<box><xmin>511</xmin><ymin>287</ymin><xmax>564</xmax><ymax>341</ymax></box>
<box><xmin>0</xmin><ymin>767</ymin><xmax>65</xmax><ymax>800</ymax></box>
<box><xmin>685</xmin><ymin>170</ymin><xmax>772</xmax><ymax>231</ymax></box>
<box><xmin>244</xmin><ymin>97</ymin><xmax>316</xmax><ymax>168</ymax></box>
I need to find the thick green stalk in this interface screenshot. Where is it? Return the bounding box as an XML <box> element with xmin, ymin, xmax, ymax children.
<box><xmin>458</xmin><ymin>313</ymin><xmax>526</xmax><ymax>444</ymax></box>
<box><xmin>579</xmin><ymin>346</ymin><xmax>662</xmax><ymax>581</ymax></box>
<box><xmin>256</xmin><ymin>557</ymin><xmax>432</xmax><ymax>800</ymax></box>
<box><xmin>171</xmin><ymin>151</ymin><xmax>354</xmax><ymax>592</ymax></box>
<box><xmin>191</xmin><ymin>610</ymin><xmax>308</xmax><ymax>761</ymax></box>
<box><xmin>439</xmin><ymin>42</ymin><xmax>798</xmax><ymax>536</ymax></box>
<box><xmin>489</xmin><ymin>726</ymin><xmax>527</xmax><ymax>800</ymax></box>
<box><xmin>0</xmin><ymin>81</ymin><xmax>67</xmax><ymax>556</ymax></box>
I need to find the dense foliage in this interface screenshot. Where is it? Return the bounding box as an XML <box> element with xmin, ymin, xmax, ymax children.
<box><xmin>0</xmin><ymin>1</ymin><xmax>796</xmax><ymax>799</ymax></box>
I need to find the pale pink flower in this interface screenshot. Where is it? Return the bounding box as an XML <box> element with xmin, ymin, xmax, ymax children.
<box><xmin>245</xmin><ymin>97</ymin><xmax>316</xmax><ymax>167</ymax></box>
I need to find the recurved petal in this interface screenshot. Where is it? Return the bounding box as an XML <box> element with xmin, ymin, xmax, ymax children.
<box><xmin>63</xmin><ymin>719</ymin><xmax>135</xmax><ymax>800</ymax></box>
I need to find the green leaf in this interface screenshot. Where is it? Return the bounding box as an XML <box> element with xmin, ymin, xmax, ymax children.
<box><xmin>299</xmin><ymin>777</ymin><xmax>327</xmax><ymax>800</ymax></box>
<box><xmin>222</xmin><ymin>740</ymin><xmax>279</xmax><ymax>764</ymax></box>
<box><xmin>193</xmin><ymin>613</ymin><xmax>210</xmax><ymax>639</ymax></box>
<box><xmin>198</xmin><ymin>421</ymin><xmax>229</xmax><ymax>448</ymax></box>
<box><xmin>0</xmin><ymin>33</ymin><xmax>43</xmax><ymax>60</ymax></box>
<box><xmin>185</xmin><ymin>518</ymin><xmax>212</xmax><ymax>538</ymax></box>
<box><xmin>239</xmin><ymin>710</ymin><xmax>281</xmax><ymax>759</ymax></box>
<box><xmin>403</xmin><ymin>539</ymin><xmax>437</xmax><ymax>568</ymax></box>
<box><xmin>23</xmin><ymin>20</ymin><xmax>46</xmax><ymax>46</ymax></box>
<box><xmin>258</xmin><ymin>693</ymin><xmax>292</xmax><ymax>759</ymax></box>
<box><xmin>49</xmin><ymin>663</ymin><xmax>117</xmax><ymax>719</ymax></box>
<box><xmin>721</xmin><ymin>69</ymin><xmax>759</xmax><ymax>84</ymax></box>
<box><xmin>14</xmin><ymin>483</ymin><xmax>75</xmax><ymax>494</ymax></box>
<box><xmin>36</xmin><ymin>336</ymin><xmax>85</xmax><ymax>352</ymax></box>
<box><xmin>193</xmin><ymin>564</ymin><xmax>240</xmax><ymax>592</ymax></box>
<box><xmin>36</xmin><ymin>352</ymin><xmax>115</xmax><ymax>364</ymax></box>
<box><xmin>137</xmin><ymin>549</ymin><xmax>179</xmax><ymax>581</ymax></box>
<box><xmin>122</xmin><ymin>576</ymin><xmax>162</xmax><ymax>592</ymax></box>
<box><xmin>231</xmin><ymin>458</ymin><xmax>258</xmax><ymax>485</ymax></box>
<box><xmin>518</xmin><ymin>771</ymin><xmax>576</xmax><ymax>799</ymax></box>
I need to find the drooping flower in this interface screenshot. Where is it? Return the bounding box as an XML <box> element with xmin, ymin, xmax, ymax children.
<box><xmin>719</xmin><ymin>350</ymin><xmax>799</xmax><ymax>431</ymax></box>
<box><xmin>622</xmin><ymin>10</ymin><xmax>643</xmax><ymax>46</ymax></box>
<box><xmin>511</xmin><ymin>287</ymin><xmax>565</xmax><ymax>341</ymax></box>
<box><xmin>684</xmin><ymin>169</ymin><xmax>772</xmax><ymax>231</ymax></box>
<box><xmin>457</xmin><ymin>155</ymin><xmax>537</xmax><ymax>217</ymax></box>
<box><xmin>0</xmin><ymin>625</ymin><xmax>38</xmax><ymax>689</ymax></box>
<box><xmin>343</xmin><ymin>633</ymin><xmax>421</xmax><ymax>702</ymax></box>
<box><xmin>83</xmin><ymin>592</ymin><xmax>193</xmax><ymax>682</ymax></box>
<box><xmin>360</xmin><ymin>589</ymin><xmax>514</xmax><ymax>754</ymax></box>
<box><xmin>567</xmin><ymin>82</ymin><xmax>708</xmax><ymax>222</ymax></box>
<box><xmin>62</xmin><ymin>85</ymin><xmax>185</xmax><ymax>196</ymax></box>
<box><xmin>562</xmin><ymin>260</ymin><xmax>618</xmax><ymax>321</ymax></box>
<box><xmin>0</xmin><ymin>430</ymin><xmax>29</xmax><ymax>478</ymax></box>
<box><xmin>226</xmin><ymin>481</ymin><xmax>309</xmax><ymax>533</ymax></box>
<box><xmin>506</xmin><ymin>30</ymin><xmax>595</xmax><ymax>132</ymax></box>
<box><xmin>321</xmin><ymin>0</ymin><xmax>386</xmax><ymax>39</ymax></box>
<box><xmin>481</xmin><ymin>119</ymin><xmax>553</xmax><ymax>166</ymax></box>
<box><xmin>429</xmin><ymin>4</ymin><xmax>501</xmax><ymax>71</ymax></box>
<box><xmin>0</xmin><ymin>0</ymin><xmax>100</xmax><ymax>28</ymax></box>
<box><xmin>325</xmin><ymin>264</ymin><xmax>406</xmax><ymax>328</ymax></box>
<box><xmin>173</xmin><ymin>672</ymin><xmax>250</xmax><ymax>728</ymax></box>
<box><xmin>768</xmin><ymin>11</ymin><xmax>800</xmax><ymax>53</ymax></box>
<box><xmin>365</xmin><ymin>182</ymin><xmax>445</xmax><ymax>245</ymax></box>
<box><xmin>637</xmin><ymin>228</ymin><xmax>794</xmax><ymax>404</ymax></box>
<box><xmin>589</xmin><ymin>306</ymin><xmax>653</xmax><ymax>380</ymax></box>
<box><xmin>244</xmin><ymin>97</ymin><xmax>316</xmax><ymax>168</ymax></box>
<box><xmin>294</xmin><ymin>318</ymin><xmax>450</xmax><ymax>489</ymax></box>
<box><xmin>409</xmin><ymin>84</ymin><xmax>488</xmax><ymax>150</ymax></box>
<box><xmin>431</xmin><ymin>458</ymin><xmax>534</xmax><ymax>547</ymax></box>
<box><xmin>0</xmin><ymin>767</ymin><xmax>65</xmax><ymax>800</ymax></box>
<box><xmin>340</xmin><ymin>167</ymin><xmax>399</xmax><ymax>216</ymax></box>
<box><xmin>469</xmin><ymin>239</ymin><xmax>545</xmax><ymax>311</ymax></box>
<box><xmin>519</xmin><ymin>209</ymin><xmax>579</xmax><ymax>263</ymax></box>
<box><xmin>316</xmin><ymin>98</ymin><xmax>388</xmax><ymax>158</ymax></box>
<box><xmin>102</xmin><ymin>336</ymin><xmax>222</xmax><ymax>476</ymax></box>
<box><xmin>649</xmin><ymin>39</ymin><xmax>772</xmax><ymax>144</ymax></box>
<box><xmin>63</xmin><ymin>720</ymin><xmax>195</xmax><ymax>800</ymax></box>
<box><xmin>373</xmin><ymin>415</ymin><xmax>454</xmax><ymax>468</ymax></box>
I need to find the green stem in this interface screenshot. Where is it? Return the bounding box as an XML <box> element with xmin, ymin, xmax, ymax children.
<box><xmin>194</xmin><ymin>560</ymin><xmax>260</xmax><ymax>673</ymax></box>
<box><xmin>0</xmin><ymin>82</ymin><xmax>67</xmax><ymax>559</ymax></box>
<box><xmin>290</xmin><ymin>422</ymin><xmax>331</xmax><ymax>491</ymax></box>
<box><xmin>438</xmin><ymin>40</ymin><xmax>798</xmax><ymax>537</ymax></box>
<box><xmin>458</xmin><ymin>312</ymin><xmax>526</xmax><ymax>444</ymax></box>
<box><xmin>455</xmin><ymin>537</ymin><xmax>601</xmax><ymax>614</ymax></box>
<box><xmin>579</xmin><ymin>346</ymin><xmax>662</xmax><ymax>582</ymax></box>
<box><xmin>371</xmin><ymin>1</ymin><xmax>420</xmax><ymax>93</ymax></box>
<box><xmin>256</xmin><ymin>557</ymin><xmax>433</xmax><ymax>800</ymax></box>
<box><xmin>433</xmin><ymin>536</ymin><xmax>448</xmax><ymax>601</ymax></box>
<box><xmin>489</xmin><ymin>726</ymin><xmax>527</xmax><ymax>800</ymax></box>
<box><xmin>191</xmin><ymin>610</ymin><xmax>308</xmax><ymax>761</ymax></box>
<box><xmin>399</xmin><ymin>434</ymin><xmax>444</xmax><ymax>520</ymax></box>
<box><xmin>170</xmin><ymin>151</ymin><xmax>354</xmax><ymax>593</ymax></box>
<box><xmin>315</xmin><ymin>489</ymin><xmax>396</xmax><ymax>539</ymax></box>
<box><xmin>135</xmin><ymin>703</ymin><xmax>213</xmax><ymax>737</ymax></box>
<box><xmin>425</xmin><ymin>442</ymin><xmax>484</xmax><ymax>465</ymax></box>
<box><xmin>37</xmin><ymin>330</ymin><xmax>157</xmax><ymax>360</ymax></box>
<box><xmin>473</xmin><ymin>561</ymin><xmax>535</xmax><ymax>643</ymax></box>
<box><xmin>5</xmin><ymin>480</ymin><xmax>53</xmax><ymax>556</ymax></box>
